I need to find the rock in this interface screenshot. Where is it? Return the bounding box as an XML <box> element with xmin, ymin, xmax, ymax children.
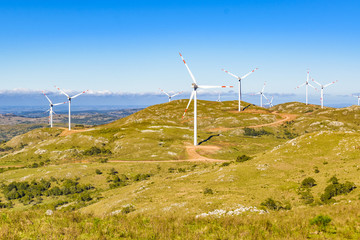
<box><xmin>45</xmin><ymin>209</ymin><xmax>53</xmax><ymax>216</ymax></box>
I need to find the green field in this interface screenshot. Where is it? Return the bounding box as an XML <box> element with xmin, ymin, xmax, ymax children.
<box><xmin>0</xmin><ymin>100</ymin><xmax>359</xmax><ymax>239</ymax></box>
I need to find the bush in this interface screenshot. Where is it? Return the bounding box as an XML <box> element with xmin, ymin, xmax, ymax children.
<box><xmin>121</xmin><ymin>204</ymin><xmax>135</xmax><ymax>214</ymax></box>
<box><xmin>328</xmin><ymin>176</ymin><xmax>338</xmax><ymax>184</ymax></box>
<box><xmin>301</xmin><ymin>177</ymin><xmax>316</xmax><ymax>188</ymax></box>
<box><xmin>310</xmin><ymin>215</ymin><xmax>331</xmax><ymax>231</ymax></box>
<box><xmin>236</xmin><ymin>155</ymin><xmax>252</xmax><ymax>163</ymax></box>
<box><xmin>203</xmin><ymin>188</ymin><xmax>213</xmax><ymax>195</ymax></box>
<box><xmin>109</xmin><ymin>168</ymin><xmax>118</xmax><ymax>175</ymax></box>
<box><xmin>133</xmin><ymin>173</ymin><xmax>151</xmax><ymax>181</ymax></box>
<box><xmin>84</xmin><ymin>147</ymin><xmax>112</xmax><ymax>156</ymax></box>
<box><xmin>78</xmin><ymin>192</ymin><xmax>92</xmax><ymax>202</ymax></box>
<box><xmin>177</xmin><ymin>168</ymin><xmax>186</xmax><ymax>173</ymax></box>
<box><xmin>220</xmin><ymin>162</ymin><xmax>231</xmax><ymax>167</ymax></box>
<box><xmin>314</xmin><ymin>167</ymin><xmax>319</xmax><ymax>173</ymax></box>
<box><xmin>299</xmin><ymin>189</ymin><xmax>314</xmax><ymax>204</ymax></box>
<box><xmin>320</xmin><ymin>178</ymin><xmax>356</xmax><ymax>203</ymax></box>
<box><xmin>244</xmin><ymin>128</ymin><xmax>272</xmax><ymax>137</ymax></box>
<box><xmin>95</xmin><ymin>169</ymin><xmax>102</xmax><ymax>175</ymax></box>
<box><xmin>261</xmin><ymin>198</ymin><xmax>291</xmax><ymax>211</ymax></box>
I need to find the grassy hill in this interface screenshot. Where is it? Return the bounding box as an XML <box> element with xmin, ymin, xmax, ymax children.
<box><xmin>0</xmin><ymin>100</ymin><xmax>360</xmax><ymax>239</ymax></box>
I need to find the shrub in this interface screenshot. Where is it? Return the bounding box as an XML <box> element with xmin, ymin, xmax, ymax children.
<box><xmin>299</xmin><ymin>189</ymin><xmax>314</xmax><ymax>204</ymax></box>
<box><xmin>133</xmin><ymin>173</ymin><xmax>151</xmax><ymax>181</ymax></box>
<box><xmin>301</xmin><ymin>177</ymin><xmax>316</xmax><ymax>188</ymax></box>
<box><xmin>121</xmin><ymin>204</ymin><xmax>135</xmax><ymax>214</ymax></box>
<box><xmin>236</xmin><ymin>155</ymin><xmax>252</xmax><ymax>163</ymax></box>
<box><xmin>310</xmin><ymin>215</ymin><xmax>331</xmax><ymax>231</ymax></box>
<box><xmin>177</xmin><ymin>168</ymin><xmax>186</xmax><ymax>173</ymax></box>
<box><xmin>261</xmin><ymin>198</ymin><xmax>291</xmax><ymax>211</ymax></box>
<box><xmin>328</xmin><ymin>176</ymin><xmax>338</xmax><ymax>184</ymax></box>
<box><xmin>220</xmin><ymin>162</ymin><xmax>231</xmax><ymax>167</ymax></box>
<box><xmin>109</xmin><ymin>168</ymin><xmax>118</xmax><ymax>175</ymax></box>
<box><xmin>78</xmin><ymin>192</ymin><xmax>92</xmax><ymax>202</ymax></box>
<box><xmin>314</xmin><ymin>167</ymin><xmax>319</xmax><ymax>173</ymax></box>
<box><xmin>95</xmin><ymin>169</ymin><xmax>102</xmax><ymax>175</ymax></box>
<box><xmin>244</xmin><ymin>128</ymin><xmax>272</xmax><ymax>137</ymax></box>
<box><xmin>320</xmin><ymin>178</ymin><xmax>356</xmax><ymax>203</ymax></box>
<box><xmin>84</xmin><ymin>147</ymin><xmax>112</xmax><ymax>156</ymax></box>
<box><xmin>204</xmin><ymin>188</ymin><xmax>213</xmax><ymax>195</ymax></box>
<box><xmin>99</xmin><ymin>158</ymin><xmax>108</xmax><ymax>163</ymax></box>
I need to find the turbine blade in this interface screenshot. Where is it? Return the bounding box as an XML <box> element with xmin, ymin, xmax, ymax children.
<box><xmin>182</xmin><ymin>91</ymin><xmax>195</xmax><ymax>119</ymax></box>
<box><xmin>261</xmin><ymin>82</ymin><xmax>266</xmax><ymax>93</ymax></box>
<box><xmin>263</xmin><ymin>94</ymin><xmax>269</xmax><ymax>101</ymax></box>
<box><xmin>295</xmin><ymin>82</ymin><xmax>306</xmax><ymax>89</ymax></box>
<box><xmin>221</xmin><ymin>69</ymin><xmax>240</xmax><ymax>79</ymax></box>
<box><xmin>179</xmin><ymin>53</ymin><xmax>197</xmax><ymax>84</ymax></box>
<box><xmin>324</xmin><ymin>80</ymin><xmax>338</xmax><ymax>88</ymax></box>
<box><xmin>53</xmin><ymin>101</ymin><xmax>67</xmax><ymax>106</ymax></box>
<box><xmin>308</xmin><ymin>83</ymin><xmax>316</xmax><ymax>89</ymax></box>
<box><xmin>42</xmin><ymin>91</ymin><xmax>52</xmax><ymax>104</ymax></box>
<box><xmin>71</xmin><ymin>90</ymin><xmax>88</xmax><ymax>99</ymax></box>
<box><xmin>159</xmin><ymin>88</ymin><xmax>170</xmax><ymax>97</ymax></box>
<box><xmin>311</xmin><ymin>79</ymin><xmax>322</xmax><ymax>87</ymax></box>
<box><xmin>241</xmin><ymin>67</ymin><xmax>259</xmax><ymax>79</ymax></box>
<box><xmin>170</xmin><ymin>91</ymin><xmax>183</xmax><ymax>97</ymax></box>
<box><xmin>55</xmin><ymin>86</ymin><xmax>70</xmax><ymax>98</ymax></box>
<box><xmin>197</xmin><ymin>85</ymin><xmax>234</xmax><ymax>89</ymax></box>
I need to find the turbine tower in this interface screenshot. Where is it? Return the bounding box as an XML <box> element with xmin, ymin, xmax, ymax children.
<box><xmin>352</xmin><ymin>94</ymin><xmax>360</xmax><ymax>105</ymax></box>
<box><xmin>222</xmin><ymin>67</ymin><xmax>258</xmax><ymax>111</ymax></box>
<box><xmin>295</xmin><ymin>70</ymin><xmax>316</xmax><ymax>105</ymax></box>
<box><xmin>42</xmin><ymin>91</ymin><xmax>67</xmax><ymax>128</ymax></box>
<box><xmin>55</xmin><ymin>86</ymin><xmax>88</xmax><ymax>130</ymax></box>
<box><xmin>254</xmin><ymin>82</ymin><xmax>268</xmax><ymax>107</ymax></box>
<box><xmin>159</xmin><ymin>88</ymin><xmax>183</xmax><ymax>102</ymax></box>
<box><xmin>311</xmin><ymin>79</ymin><xmax>338</xmax><ymax>109</ymax></box>
<box><xmin>179</xmin><ymin>53</ymin><xmax>233</xmax><ymax>146</ymax></box>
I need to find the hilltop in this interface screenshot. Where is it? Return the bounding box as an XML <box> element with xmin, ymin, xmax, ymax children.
<box><xmin>0</xmin><ymin>100</ymin><xmax>360</xmax><ymax>239</ymax></box>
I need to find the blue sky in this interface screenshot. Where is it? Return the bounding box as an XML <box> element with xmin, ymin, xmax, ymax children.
<box><xmin>0</xmin><ymin>0</ymin><xmax>359</xmax><ymax>102</ymax></box>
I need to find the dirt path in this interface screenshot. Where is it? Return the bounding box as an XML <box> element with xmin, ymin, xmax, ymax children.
<box><xmin>59</xmin><ymin>128</ymin><xmax>96</xmax><ymax>136</ymax></box>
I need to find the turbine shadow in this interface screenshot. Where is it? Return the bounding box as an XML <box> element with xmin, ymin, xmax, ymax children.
<box><xmin>198</xmin><ymin>134</ymin><xmax>220</xmax><ymax>145</ymax></box>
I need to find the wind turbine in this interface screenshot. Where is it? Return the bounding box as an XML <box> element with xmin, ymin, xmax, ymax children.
<box><xmin>295</xmin><ymin>70</ymin><xmax>316</xmax><ymax>105</ymax></box>
<box><xmin>159</xmin><ymin>88</ymin><xmax>183</xmax><ymax>102</ymax></box>
<box><xmin>265</xmin><ymin>96</ymin><xmax>274</xmax><ymax>108</ymax></box>
<box><xmin>55</xmin><ymin>86</ymin><xmax>88</xmax><ymax>130</ymax></box>
<box><xmin>179</xmin><ymin>53</ymin><xmax>233</xmax><ymax>146</ymax></box>
<box><xmin>311</xmin><ymin>79</ymin><xmax>338</xmax><ymax>109</ymax></box>
<box><xmin>254</xmin><ymin>82</ymin><xmax>268</xmax><ymax>107</ymax></box>
<box><xmin>352</xmin><ymin>94</ymin><xmax>360</xmax><ymax>105</ymax></box>
<box><xmin>42</xmin><ymin>91</ymin><xmax>67</xmax><ymax>128</ymax></box>
<box><xmin>216</xmin><ymin>92</ymin><xmax>221</xmax><ymax>102</ymax></box>
<box><xmin>222</xmin><ymin>67</ymin><xmax>258</xmax><ymax>111</ymax></box>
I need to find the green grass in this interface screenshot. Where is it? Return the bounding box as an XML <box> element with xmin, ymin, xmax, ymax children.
<box><xmin>0</xmin><ymin>100</ymin><xmax>360</xmax><ymax>238</ymax></box>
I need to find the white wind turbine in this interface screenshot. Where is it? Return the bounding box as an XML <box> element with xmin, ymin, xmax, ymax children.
<box><xmin>254</xmin><ymin>82</ymin><xmax>268</xmax><ymax>107</ymax></box>
<box><xmin>216</xmin><ymin>92</ymin><xmax>221</xmax><ymax>102</ymax></box>
<box><xmin>42</xmin><ymin>91</ymin><xmax>67</xmax><ymax>128</ymax></box>
<box><xmin>311</xmin><ymin>79</ymin><xmax>338</xmax><ymax>109</ymax></box>
<box><xmin>55</xmin><ymin>86</ymin><xmax>89</xmax><ymax>130</ymax></box>
<box><xmin>222</xmin><ymin>67</ymin><xmax>258</xmax><ymax>111</ymax></box>
<box><xmin>295</xmin><ymin>70</ymin><xmax>316</xmax><ymax>105</ymax></box>
<box><xmin>159</xmin><ymin>88</ymin><xmax>183</xmax><ymax>102</ymax></box>
<box><xmin>352</xmin><ymin>94</ymin><xmax>360</xmax><ymax>105</ymax></box>
<box><xmin>179</xmin><ymin>53</ymin><xmax>233</xmax><ymax>146</ymax></box>
<box><xmin>265</xmin><ymin>96</ymin><xmax>274</xmax><ymax>108</ymax></box>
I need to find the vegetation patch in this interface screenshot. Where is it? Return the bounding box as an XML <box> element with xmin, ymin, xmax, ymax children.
<box><xmin>320</xmin><ymin>177</ymin><xmax>356</xmax><ymax>203</ymax></box>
